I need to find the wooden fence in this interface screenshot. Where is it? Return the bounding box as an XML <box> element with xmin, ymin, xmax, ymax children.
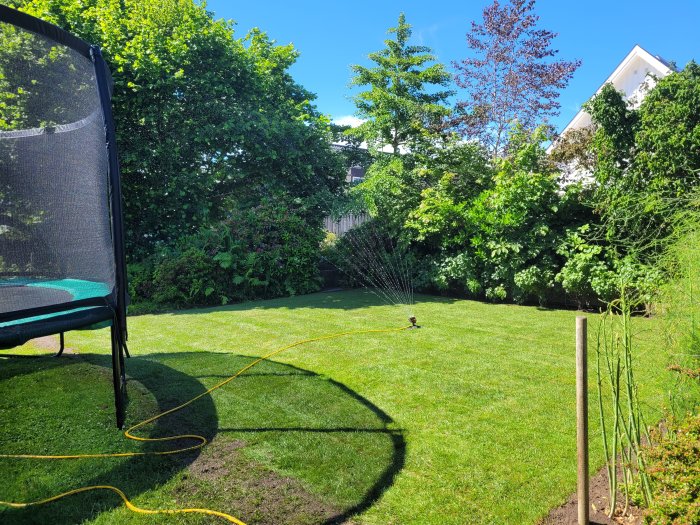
<box><xmin>323</xmin><ymin>213</ymin><xmax>369</xmax><ymax>236</ymax></box>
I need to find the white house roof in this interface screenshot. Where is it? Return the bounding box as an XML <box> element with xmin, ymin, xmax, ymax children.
<box><xmin>556</xmin><ymin>45</ymin><xmax>673</xmax><ymax>138</ymax></box>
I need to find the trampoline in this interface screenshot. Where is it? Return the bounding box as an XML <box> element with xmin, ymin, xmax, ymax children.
<box><xmin>0</xmin><ymin>6</ymin><xmax>129</xmax><ymax>427</ymax></box>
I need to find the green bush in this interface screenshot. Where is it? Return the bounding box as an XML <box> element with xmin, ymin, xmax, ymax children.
<box><xmin>645</xmin><ymin>414</ymin><xmax>700</xmax><ymax>525</ymax></box>
<box><xmin>555</xmin><ymin>224</ymin><xmax>613</xmax><ymax>307</ymax></box>
<box><xmin>402</xmin><ymin>127</ymin><xmax>587</xmax><ymax>305</ymax></box>
<box><xmin>128</xmin><ymin>202</ymin><xmax>324</xmax><ymax>310</ymax></box>
<box><xmin>151</xmin><ymin>247</ymin><xmax>227</xmax><ymax>307</ymax></box>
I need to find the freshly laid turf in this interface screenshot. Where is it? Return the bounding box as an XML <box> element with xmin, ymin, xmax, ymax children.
<box><xmin>0</xmin><ymin>290</ymin><xmax>695</xmax><ymax>524</ymax></box>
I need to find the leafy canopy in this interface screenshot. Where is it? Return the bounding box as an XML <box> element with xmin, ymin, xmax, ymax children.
<box><xmin>585</xmin><ymin>63</ymin><xmax>700</xmax><ymax>258</ymax></box>
<box><xmin>8</xmin><ymin>0</ymin><xmax>344</xmax><ymax>257</ymax></box>
<box><xmin>453</xmin><ymin>0</ymin><xmax>580</xmax><ymax>158</ymax></box>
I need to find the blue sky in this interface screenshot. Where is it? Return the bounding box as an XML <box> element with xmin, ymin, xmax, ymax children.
<box><xmin>206</xmin><ymin>0</ymin><xmax>700</xmax><ymax>132</ymax></box>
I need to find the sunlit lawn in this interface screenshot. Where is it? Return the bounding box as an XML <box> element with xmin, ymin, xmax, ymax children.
<box><xmin>0</xmin><ymin>290</ymin><xmax>692</xmax><ymax>524</ymax></box>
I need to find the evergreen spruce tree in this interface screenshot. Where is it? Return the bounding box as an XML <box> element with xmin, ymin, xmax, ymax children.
<box><xmin>350</xmin><ymin>13</ymin><xmax>453</xmax><ymax>155</ymax></box>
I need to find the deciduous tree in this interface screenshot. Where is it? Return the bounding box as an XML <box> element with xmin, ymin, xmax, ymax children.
<box><xmin>7</xmin><ymin>0</ymin><xmax>344</xmax><ymax>257</ymax></box>
<box><xmin>453</xmin><ymin>0</ymin><xmax>580</xmax><ymax>158</ymax></box>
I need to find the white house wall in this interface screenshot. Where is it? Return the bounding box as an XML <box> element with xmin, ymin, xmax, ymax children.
<box><xmin>550</xmin><ymin>45</ymin><xmax>672</xmax><ymax>185</ymax></box>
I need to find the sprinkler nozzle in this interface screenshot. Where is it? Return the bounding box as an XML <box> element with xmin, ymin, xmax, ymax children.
<box><xmin>409</xmin><ymin>316</ymin><xmax>419</xmax><ymax>328</ymax></box>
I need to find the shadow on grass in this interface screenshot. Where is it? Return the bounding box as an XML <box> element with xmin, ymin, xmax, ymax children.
<box><xmin>154</xmin><ymin>289</ymin><xmax>458</xmax><ymax>317</ymax></box>
<box><xmin>0</xmin><ymin>352</ymin><xmax>218</xmax><ymax>524</ymax></box>
<box><xmin>0</xmin><ymin>351</ymin><xmax>405</xmax><ymax>524</ymax></box>
<box><xmin>217</xmin><ymin>373</ymin><xmax>406</xmax><ymax>525</ymax></box>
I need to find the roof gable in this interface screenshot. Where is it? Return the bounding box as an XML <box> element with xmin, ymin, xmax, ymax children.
<box><xmin>557</xmin><ymin>45</ymin><xmax>673</xmax><ymax>136</ymax></box>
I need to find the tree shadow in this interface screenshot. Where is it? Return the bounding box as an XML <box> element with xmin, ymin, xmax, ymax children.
<box><xmin>216</xmin><ymin>370</ymin><xmax>406</xmax><ymax>525</ymax></box>
<box><xmin>159</xmin><ymin>289</ymin><xmax>457</xmax><ymax>316</ymax></box>
<box><xmin>0</xmin><ymin>352</ymin><xmax>218</xmax><ymax>524</ymax></box>
<box><xmin>0</xmin><ymin>352</ymin><xmax>406</xmax><ymax>524</ymax></box>
<box><xmin>322</xmin><ymin>377</ymin><xmax>406</xmax><ymax>525</ymax></box>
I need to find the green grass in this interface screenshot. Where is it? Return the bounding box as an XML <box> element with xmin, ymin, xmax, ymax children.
<box><xmin>0</xmin><ymin>290</ymin><xmax>695</xmax><ymax>524</ymax></box>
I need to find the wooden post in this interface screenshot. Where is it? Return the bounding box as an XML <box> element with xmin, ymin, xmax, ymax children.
<box><xmin>576</xmin><ymin>316</ymin><xmax>589</xmax><ymax>525</ymax></box>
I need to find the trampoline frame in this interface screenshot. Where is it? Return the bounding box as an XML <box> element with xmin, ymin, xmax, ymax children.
<box><xmin>0</xmin><ymin>5</ymin><xmax>129</xmax><ymax>428</ymax></box>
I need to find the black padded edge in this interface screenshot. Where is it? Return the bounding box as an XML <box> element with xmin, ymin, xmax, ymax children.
<box><xmin>0</xmin><ymin>4</ymin><xmax>91</xmax><ymax>58</ymax></box>
<box><xmin>0</xmin><ymin>296</ymin><xmax>110</xmax><ymax>324</ymax></box>
<box><xmin>0</xmin><ymin>306</ymin><xmax>113</xmax><ymax>349</ymax></box>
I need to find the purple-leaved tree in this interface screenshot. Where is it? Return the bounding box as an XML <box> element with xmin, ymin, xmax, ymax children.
<box><xmin>453</xmin><ymin>0</ymin><xmax>581</xmax><ymax>158</ymax></box>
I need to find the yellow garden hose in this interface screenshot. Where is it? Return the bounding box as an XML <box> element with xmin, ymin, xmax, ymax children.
<box><xmin>0</xmin><ymin>324</ymin><xmax>411</xmax><ymax>524</ymax></box>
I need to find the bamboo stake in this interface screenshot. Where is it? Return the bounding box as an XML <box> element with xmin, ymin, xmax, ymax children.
<box><xmin>577</xmin><ymin>316</ymin><xmax>590</xmax><ymax>525</ymax></box>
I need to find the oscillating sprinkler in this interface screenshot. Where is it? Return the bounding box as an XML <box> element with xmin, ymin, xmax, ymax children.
<box><xmin>409</xmin><ymin>316</ymin><xmax>420</xmax><ymax>329</ymax></box>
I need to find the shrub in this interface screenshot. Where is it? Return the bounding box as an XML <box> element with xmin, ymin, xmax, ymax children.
<box><xmin>151</xmin><ymin>248</ymin><xmax>223</xmax><ymax>307</ymax></box>
<box><xmin>400</xmin><ymin>127</ymin><xmax>591</xmax><ymax>305</ymax></box>
<box><xmin>428</xmin><ymin>149</ymin><xmax>564</xmax><ymax>304</ymax></box>
<box><xmin>513</xmin><ymin>265</ymin><xmax>554</xmax><ymax>306</ymax></box>
<box><xmin>555</xmin><ymin>224</ymin><xmax>612</xmax><ymax>307</ymax></box>
<box><xmin>129</xmin><ymin>202</ymin><xmax>324</xmax><ymax>310</ymax></box>
<box><xmin>644</xmin><ymin>414</ymin><xmax>700</xmax><ymax>525</ymax></box>
<box><xmin>433</xmin><ymin>253</ymin><xmax>482</xmax><ymax>296</ymax></box>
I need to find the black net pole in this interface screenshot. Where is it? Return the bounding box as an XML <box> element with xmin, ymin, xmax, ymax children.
<box><xmin>91</xmin><ymin>45</ymin><xmax>129</xmax><ymax>428</ymax></box>
<box><xmin>110</xmin><ymin>323</ymin><xmax>125</xmax><ymax>428</ymax></box>
<box><xmin>91</xmin><ymin>46</ymin><xmax>128</xmax><ymax>340</ymax></box>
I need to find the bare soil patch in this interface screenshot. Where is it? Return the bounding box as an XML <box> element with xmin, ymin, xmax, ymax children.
<box><xmin>540</xmin><ymin>465</ymin><xmax>643</xmax><ymax>525</ymax></box>
<box><xmin>181</xmin><ymin>436</ymin><xmax>354</xmax><ymax>525</ymax></box>
<box><xmin>32</xmin><ymin>335</ymin><xmax>77</xmax><ymax>354</ymax></box>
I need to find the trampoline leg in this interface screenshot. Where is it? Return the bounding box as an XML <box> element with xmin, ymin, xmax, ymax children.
<box><xmin>119</xmin><ymin>339</ymin><xmax>127</xmax><ymax>398</ymax></box>
<box><xmin>54</xmin><ymin>332</ymin><xmax>65</xmax><ymax>357</ymax></box>
<box><xmin>111</xmin><ymin>325</ymin><xmax>126</xmax><ymax>429</ymax></box>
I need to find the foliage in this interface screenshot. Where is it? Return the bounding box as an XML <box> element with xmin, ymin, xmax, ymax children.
<box><xmin>586</xmin><ymin>65</ymin><xmax>700</xmax><ymax>259</ymax></box>
<box><xmin>555</xmin><ymin>224</ymin><xmax>615</xmax><ymax>306</ymax></box>
<box><xmin>354</xmin><ymin>154</ymin><xmax>421</xmax><ymax>229</ymax></box>
<box><xmin>356</xmin><ymin>139</ymin><xmax>493</xmax><ymax>236</ymax></box>
<box><xmin>644</xmin><ymin>414</ymin><xmax>700</xmax><ymax>525</ymax></box>
<box><xmin>403</xmin><ymin>127</ymin><xmax>589</xmax><ymax>305</ymax></box>
<box><xmin>405</xmin><ymin>143</ymin><xmax>493</xmax><ymax>243</ymax></box>
<box><xmin>452</xmin><ymin>0</ymin><xmax>580</xmax><ymax>157</ymax></box>
<box><xmin>641</xmin><ymin>198</ymin><xmax>700</xmax><ymax>525</ymax></box>
<box><xmin>330</xmin><ymin>123</ymin><xmax>372</xmax><ymax>171</ymax></box>
<box><xmin>129</xmin><ymin>202</ymin><xmax>324</xmax><ymax>309</ymax></box>
<box><xmin>9</xmin><ymin>0</ymin><xmax>344</xmax><ymax>258</ymax></box>
<box><xmin>549</xmin><ymin>125</ymin><xmax>596</xmax><ymax>181</ymax></box>
<box><xmin>586</xmin><ymin>83</ymin><xmax>638</xmax><ymax>188</ymax></box>
<box><xmin>349</xmin><ymin>13</ymin><xmax>453</xmax><ymax>154</ymax></box>
<box><xmin>556</xmin><ymin>226</ymin><xmax>663</xmax><ymax>310</ymax></box>
<box><xmin>662</xmin><ymin>215</ymin><xmax>700</xmax><ymax>356</ymax></box>
<box><xmin>464</xmin><ymin>150</ymin><xmax>564</xmax><ymax>303</ymax></box>
<box><xmin>657</xmin><ymin>200</ymin><xmax>700</xmax><ymax>415</ymax></box>
<box><xmin>595</xmin><ymin>299</ymin><xmax>654</xmax><ymax>518</ymax></box>
<box><xmin>634</xmin><ymin>62</ymin><xmax>700</xmax><ymax>197</ymax></box>
<box><xmin>553</xmin><ymin>64</ymin><xmax>700</xmax><ymax>312</ymax></box>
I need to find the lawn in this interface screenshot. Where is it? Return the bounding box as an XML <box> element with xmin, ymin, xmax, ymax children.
<box><xmin>0</xmin><ymin>290</ymin><xmax>692</xmax><ymax>524</ymax></box>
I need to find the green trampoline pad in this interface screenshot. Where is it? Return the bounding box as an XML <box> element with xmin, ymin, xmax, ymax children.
<box><xmin>0</xmin><ymin>278</ymin><xmax>112</xmax><ymax>328</ymax></box>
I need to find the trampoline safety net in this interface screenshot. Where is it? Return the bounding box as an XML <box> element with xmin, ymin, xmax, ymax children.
<box><xmin>0</xmin><ymin>6</ymin><xmax>129</xmax><ymax>427</ymax></box>
<box><xmin>0</xmin><ymin>15</ymin><xmax>116</xmax><ymax>317</ymax></box>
